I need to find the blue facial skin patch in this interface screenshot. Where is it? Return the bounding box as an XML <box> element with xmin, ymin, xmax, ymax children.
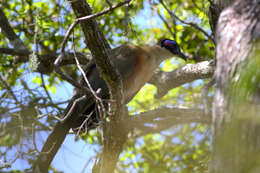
<box><xmin>163</xmin><ymin>39</ymin><xmax>177</xmax><ymax>47</ymax></box>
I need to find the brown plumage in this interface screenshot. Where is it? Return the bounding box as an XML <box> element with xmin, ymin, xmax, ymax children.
<box><xmin>34</xmin><ymin>39</ymin><xmax>186</xmax><ymax>172</ymax></box>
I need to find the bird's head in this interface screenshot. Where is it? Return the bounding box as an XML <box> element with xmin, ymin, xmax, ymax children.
<box><xmin>159</xmin><ymin>39</ymin><xmax>187</xmax><ymax>61</ymax></box>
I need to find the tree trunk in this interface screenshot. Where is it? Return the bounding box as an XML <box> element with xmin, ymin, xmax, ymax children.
<box><xmin>211</xmin><ymin>0</ymin><xmax>260</xmax><ymax>172</ymax></box>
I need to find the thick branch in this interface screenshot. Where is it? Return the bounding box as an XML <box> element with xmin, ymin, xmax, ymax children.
<box><xmin>150</xmin><ymin>60</ymin><xmax>214</xmax><ymax>98</ymax></box>
<box><xmin>127</xmin><ymin>107</ymin><xmax>211</xmax><ymax>136</ymax></box>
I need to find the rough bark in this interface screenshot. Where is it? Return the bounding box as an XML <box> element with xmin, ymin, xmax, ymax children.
<box><xmin>150</xmin><ymin>60</ymin><xmax>214</xmax><ymax>98</ymax></box>
<box><xmin>211</xmin><ymin>0</ymin><xmax>260</xmax><ymax>172</ymax></box>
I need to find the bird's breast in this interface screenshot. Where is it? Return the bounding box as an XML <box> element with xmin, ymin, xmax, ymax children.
<box><xmin>124</xmin><ymin>52</ymin><xmax>154</xmax><ymax>103</ymax></box>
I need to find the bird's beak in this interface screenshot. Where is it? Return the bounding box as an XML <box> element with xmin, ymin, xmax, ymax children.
<box><xmin>178</xmin><ymin>51</ymin><xmax>187</xmax><ymax>61</ymax></box>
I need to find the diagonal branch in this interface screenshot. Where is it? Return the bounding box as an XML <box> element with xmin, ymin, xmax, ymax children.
<box><xmin>159</xmin><ymin>0</ymin><xmax>215</xmax><ymax>44</ymax></box>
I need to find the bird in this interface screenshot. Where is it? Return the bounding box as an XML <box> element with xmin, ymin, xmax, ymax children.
<box><xmin>33</xmin><ymin>38</ymin><xmax>187</xmax><ymax>172</ymax></box>
<box><xmin>70</xmin><ymin>38</ymin><xmax>187</xmax><ymax>132</ymax></box>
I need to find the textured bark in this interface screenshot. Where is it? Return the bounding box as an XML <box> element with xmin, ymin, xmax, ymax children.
<box><xmin>212</xmin><ymin>0</ymin><xmax>260</xmax><ymax>172</ymax></box>
<box><xmin>150</xmin><ymin>60</ymin><xmax>214</xmax><ymax>98</ymax></box>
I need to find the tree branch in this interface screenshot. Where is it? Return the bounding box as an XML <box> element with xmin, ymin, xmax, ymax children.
<box><xmin>10</xmin><ymin>51</ymin><xmax>91</xmax><ymax>73</ymax></box>
<box><xmin>150</xmin><ymin>60</ymin><xmax>215</xmax><ymax>98</ymax></box>
<box><xmin>127</xmin><ymin>107</ymin><xmax>211</xmax><ymax>136</ymax></box>
<box><xmin>0</xmin><ymin>47</ymin><xmax>31</xmax><ymax>56</ymax></box>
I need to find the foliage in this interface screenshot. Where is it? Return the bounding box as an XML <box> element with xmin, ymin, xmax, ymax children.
<box><xmin>0</xmin><ymin>0</ymin><xmax>213</xmax><ymax>172</ymax></box>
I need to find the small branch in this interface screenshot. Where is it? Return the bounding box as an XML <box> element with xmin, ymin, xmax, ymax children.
<box><xmin>0</xmin><ymin>47</ymin><xmax>92</xmax><ymax>74</ymax></box>
<box><xmin>72</xmin><ymin>32</ymin><xmax>107</xmax><ymax>132</ymax></box>
<box><xmin>32</xmin><ymin>123</ymin><xmax>40</xmax><ymax>153</ymax></box>
<box><xmin>40</xmin><ymin>74</ymin><xmax>53</xmax><ymax>103</ymax></box>
<box><xmin>105</xmin><ymin>0</ymin><xmax>113</xmax><ymax>8</ymax></box>
<box><xmin>150</xmin><ymin>60</ymin><xmax>215</xmax><ymax>98</ymax></box>
<box><xmin>159</xmin><ymin>0</ymin><xmax>215</xmax><ymax>44</ymax></box>
<box><xmin>54</xmin><ymin>56</ymin><xmax>93</xmax><ymax>97</ymax></box>
<box><xmin>157</xmin><ymin>10</ymin><xmax>176</xmax><ymax>38</ymax></box>
<box><xmin>59</xmin><ymin>21</ymin><xmax>79</xmax><ymax>55</ymax></box>
<box><xmin>131</xmin><ymin>107</ymin><xmax>211</xmax><ymax>124</ymax></box>
<box><xmin>60</xmin><ymin>0</ymin><xmax>132</xmax><ymax>57</ymax></box>
<box><xmin>72</xmin><ymin>35</ymin><xmax>103</xmax><ymax>109</ymax></box>
<box><xmin>77</xmin><ymin>0</ymin><xmax>132</xmax><ymax>21</ymax></box>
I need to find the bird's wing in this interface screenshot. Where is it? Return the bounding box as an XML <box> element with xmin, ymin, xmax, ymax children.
<box><xmin>111</xmin><ymin>45</ymin><xmax>138</xmax><ymax>78</ymax></box>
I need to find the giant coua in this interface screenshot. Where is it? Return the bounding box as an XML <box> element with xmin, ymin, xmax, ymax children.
<box><xmin>34</xmin><ymin>39</ymin><xmax>186</xmax><ymax>172</ymax></box>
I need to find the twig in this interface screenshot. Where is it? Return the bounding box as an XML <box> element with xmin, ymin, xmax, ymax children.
<box><xmin>75</xmin><ymin>111</ymin><xmax>93</xmax><ymax>136</ymax></box>
<box><xmin>159</xmin><ymin>0</ymin><xmax>215</xmax><ymax>44</ymax></box>
<box><xmin>105</xmin><ymin>0</ymin><xmax>113</xmax><ymax>8</ymax></box>
<box><xmin>58</xmin><ymin>95</ymin><xmax>87</xmax><ymax>122</ymax></box>
<box><xmin>54</xmin><ymin>54</ymin><xmax>93</xmax><ymax>96</ymax></box>
<box><xmin>59</xmin><ymin>0</ymin><xmax>132</xmax><ymax>56</ymax></box>
<box><xmin>77</xmin><ymin>0</ymin><xmax>132</xmax><ymax>21</ymax></box>
<box><xmin>72</xmin><ymin>36</ymin><xmax>102</xmax><ymax>106</ymax></box>
<box><xmin>157</xmin><ymin>10</ymin><xmax>176</xmax><ymax>39</ymax></box>
<box><xmin>32</xmin><ymin>123</ymin><xmax>40</xmax><ymax>153</ymax></box>
<box><xmin>72</xmin><ymin>31</ymin><xmax>107</xmax><ymax>129</ymax></box>
<box><xmin>81</xmin><ymin>156</ymin><xmax>95</xmax><ymax>173</ymax></box>
<box><xmin>41</xmin><ymin>74</ymin><xmax>53</xmax><ymax>104</ymax></box>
